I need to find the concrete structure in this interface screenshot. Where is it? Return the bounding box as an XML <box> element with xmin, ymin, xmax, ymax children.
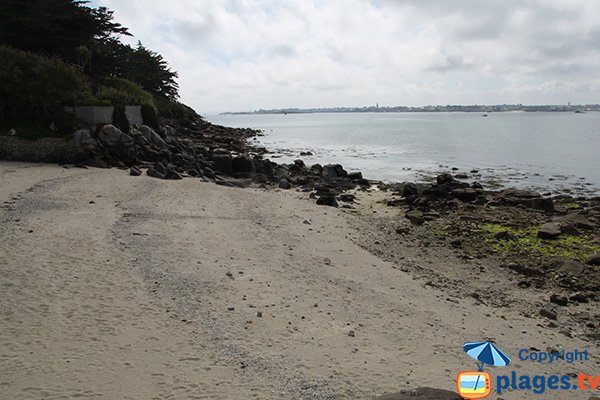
<box><xmin>64</xmin><ymin>105</ymin><xmax>144</xmax><ymax>126</ymax></box>
<box><xmin>125</xmin><ymin>106</ymin><xmax>143</xmax><ymax>125</ymax></box>
<box><xmin>64</xmin><ymin>106</ymin><xmax>114</xmax><ymax>125</ymax></box>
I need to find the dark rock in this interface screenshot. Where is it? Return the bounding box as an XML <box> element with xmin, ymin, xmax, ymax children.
<box><xmin>395</xmin><ymin>227</ymin><xmax>410</xmax><ymax>235</ymax></box>
<box><xmin>310</xmin><ymin>164</ymin><xmax>323</xmax><ymax>174</ymax></box>
<box><xmin>562</xmin><ymin>214</ymin><xmax>595</xmax><ymax>231</ymax></box>
<box><xmin>164</xmin><ymin>170</ymin><xmax>183</xmax><ymax>180</ymax></box>
<box><xmin>497</xmin><ymin>188</ymin><xmax>554</xmax><ymax>211</ymax></box>
<box><xmin>537</xmin><ymin>223</ymin><xmax>562</xmax><ymax>240</ymax></box>
<box><xmin>147</xmin><ymin>168</ymin><xmax>165</xmax><ymax>179</ymax></box>
<box><xmin>278</xmin><ymin>178</ymin><xmax>291</xmax><ymax>189</ymax></box>
<box><xmin>436</xmin><ymin>173</ymin><xmax>455</xmax><ymax>185</ymax></box>
<box><xmin>129</xmin><ymin>166</ymin><xmax>142</xmax><ymax>176</ymax></box>
<box><xmin>406</xmin><ymin>210</ymin><xmax>425</xmax><ymax>225</ymax></box>
<box><xmin>375</xmin><ymin>387</ymin><xmax>460</xmax><ymax>400</ymax></box>
<box><xmin>553</xmin><ymin>259</ymin><xmax>586</xmax><ymax>277</ymax></box>
<box><xmin>451</xmin><ymin>188</ymin><xmax>478</xmax><ymax>202</ymax></box>
<box><xmin>586</xmin><ymin>253</ymin><xmax>600</xmax><ymax>266</ymax></box>
<box><xmin>540</xmin><ymin>308</ymin><xmax>558</xmax><ymax>320</ymax></box>
<box><xmin>322</xmin><ymin>164</ymin><xmax>348</xmax><ymax>179</ymax></box>
<box><xmin>570</xmin><ymin>292</ymin><xmax>595</xmax><ymax>303</ymax></box>
<box><xmin>213</xmin><ymin>153</ymin><xmax>232</xmax><ymax>175</ymax></box>
<box><xmin>560</xmin><ymin>223</ymin><xmax>581</xmax><ymax>236</ymax></box>
<box><xmin>494</xmin><ymin>230</ymin><xmax>516</xmax><ymax>241</ymax></box>
<box><xmin>348</xmin><ymin>171</ymin><xmax>363</xmax><ymax>180</ymax></box>
<box><xmin>550</xmin><ymin>294</ymin><xmax>568</xmax><ymax>306</ymax></box>
<box><xmin>316</xmin><ymin>196</ymin><xmax>338</xmax><ymax>207</ymax></box>
<box><xmin>454</xmin><ymin>173</ymin><xmax>469</xmax><ymax>179</ymax></box>
<box><xmin>232</xmin><ymin>155</ymin><xmax>255</xmax><ymax>174</ymax></box>
<box><xmin>300</xmin><ymin>151</ymin><xmax>313</xmax><ymax>156</ymax></box>
<box><xmin>348</xmin><ymin>330</ymin><xmax>355</xmax><ymax>337</ymax></box>
<box><xmin>504</xmin><ymin>263</ymin><xmax>542</xmax><ymax>277</ymax></box>
<box><xmin>339</xmin><ymin>194</ymin><xmax>356</xmax><ymax>203</ymax></box>
<box><xmin>97</xmin><ymin>124</ymin><xmax>133</xmax><ymax>147</ymax></box>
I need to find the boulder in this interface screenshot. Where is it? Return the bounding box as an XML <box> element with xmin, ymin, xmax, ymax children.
<box><xmin>322</xmin><ymin>164</ymin><xmax>347</xmax><ymax>179</ymax></box>
<box><xmin>73</xmin><ymin>129</ymin><xmax>97</xmax><ymax>151</ymax></box>
<box><xmin>164</xmin><ymin>170</ymin><xmax>183</xmax><ymax>180</ymax></box>
<box><xmin>537</xmin><ymin>223</ymin><xmax>562</xmax><ymax>240</ymax></box>
<box><xmin>348</xmin><ymin>171</ymin><xmax>363</xmax><ymax>180</ymax></box>
<box><xmin>147</xmin><ymin>167</ymin><xmax>165</xmax><ymax>179</ymax></box>
<box><xmin>552</xmin><ymin>259</ymin><xmax>586</xmax><ymax>277</ymax></box>
<box><xmin>497</xmin><ymin>188</ymin><xmax>555</xmax><ymax>212</ymax></box>
<box><xmin>316</xmin><ymin>196</ymin><xmax>338</xmax><ymax>207</ymax></box>
<box><xmin>232</xmin><ymin>155</ymin><xmax>255</xmax><ymax>174</ymax></box>
<box><xmin>451</xmin><ymin>188</ymin><xmax>478</xmax><ymax>202</ymax></box>
<box><xmin>129</xmin><ymin>166</ymin><xmax>142</xmax><ymax>176</ymax></box>
<box><xmin>278</xmin><ymin>178</ymin><xmax>291</xmax><ymax>189</ymax></box>
<box><xmin>406</xmin><ymin>210</ymin><xmax>425</xmax><ymax>225</ymax></box>
<box><xmin>97</xmin><ymin>124</ymin><xmax>133</xmax><ymax>147</ymax></box>
<box><xmin>134</xmin><ymin>125</ymin><xmax>168</xmax><ymax>149</ymax></box>
<box><xmin>586</xmin><ymin>253</ymin><xmax>600</xmax><ymax>266</ymax></box>
<box><xmin>213</xmin><ymin>153</ymin><xmax>232</xmax><ymax>175</ymax></box>
<box><xmin>436</xmin><ymin>173</ymin><xmax>455</xmax><ymax>185</ymax></box>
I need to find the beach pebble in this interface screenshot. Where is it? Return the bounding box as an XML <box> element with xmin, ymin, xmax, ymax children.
<box><xmin>539</xmin><ymin>308</ymin><xmax>558</xmax><ymax>320</ymax></box>
<box><xmin>550</xmin><ymin>294</ymin><xmax>568</xmax><ymax>306</ymax></box>
<box><xmin>227</xmin><ymin>306</ymin><xmax>235</xmax><ymax>311</ymax></box>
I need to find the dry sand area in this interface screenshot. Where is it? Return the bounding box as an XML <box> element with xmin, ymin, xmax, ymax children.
<box><xmin>0</xmin><ymin>161</ymin><xmax>597</xmax><ymax>399</ymax></box>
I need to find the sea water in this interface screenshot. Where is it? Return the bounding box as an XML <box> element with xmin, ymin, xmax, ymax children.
<box><xmin>207</xmin><ymin>112</ymin><xmax>600</xmax><ymax>195</ymax></box>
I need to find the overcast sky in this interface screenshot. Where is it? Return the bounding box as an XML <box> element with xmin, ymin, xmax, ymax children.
<box><xmin>90</xmin><ymin>0</ymin><xmax>600</xmax><ymax>113</ymax></box>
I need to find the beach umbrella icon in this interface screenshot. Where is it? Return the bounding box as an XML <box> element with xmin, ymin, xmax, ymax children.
<box><xmin>463</xmin><ymin>341</ymin><xmax>511</xmax><ymax>371</ymax></box>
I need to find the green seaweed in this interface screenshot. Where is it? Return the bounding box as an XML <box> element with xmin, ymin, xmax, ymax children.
<box><xmin>480</xmin><ymin>223</ymin><xmax>600</xmax><ymax>262</ymax></box>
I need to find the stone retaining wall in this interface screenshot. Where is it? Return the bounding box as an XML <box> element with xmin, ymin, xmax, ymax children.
<box><xmin>0</xmin><ymin>136</ymin><xmax>90</xmax><ymax>163</ymax></box>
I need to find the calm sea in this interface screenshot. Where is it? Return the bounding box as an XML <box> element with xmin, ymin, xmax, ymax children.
<box><xmin>206</xmin><ymin>112</ymin><xmax>600</xmax><ymax>196</ymax></box>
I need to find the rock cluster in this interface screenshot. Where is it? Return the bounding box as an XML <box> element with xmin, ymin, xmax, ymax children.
<box><xmin>70</xmin><ymin>114</ymin><xmax>369</xmax><ymax>204</ymax></box>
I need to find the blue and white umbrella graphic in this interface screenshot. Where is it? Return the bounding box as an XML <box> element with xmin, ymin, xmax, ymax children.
<box><xmin>463</xmin><ymin>341</ymin><xmax>511</xmax><ymax>371</ymax></box>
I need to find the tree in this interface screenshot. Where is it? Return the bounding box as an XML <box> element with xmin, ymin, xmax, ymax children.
<box><xmin>122</xmin><ymin>43</ymin><xmax>179</xmax><ymax>100</ymax></box>
<box><xmin>0</xmin><ymin>0</ymin><xmax>130</xmax><ymax>63</ymax></box>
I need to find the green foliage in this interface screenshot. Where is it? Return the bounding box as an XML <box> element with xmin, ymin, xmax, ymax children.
<box><xmin>0</xmin><ymin>45</ymin><xmax>94</xmax><ymax>122</ymax></box>
<box><xmin>481</xmin><ymin>223</ymin><xmax>600</xmax><ymax>262</ymax></box>
<box><xmin>154</xmin><ymin>97</ymin><xmax>201</xmax><ymax>121</ymax></box>
<box><xmin>0</xmin><ymin>120</ymin><xmax>68</xmax><ymax>140</ymax></box>
<box><xmin>96</xmin><ymin>78</ymin><xmax>154</xmax><ymax>106</ymax></box>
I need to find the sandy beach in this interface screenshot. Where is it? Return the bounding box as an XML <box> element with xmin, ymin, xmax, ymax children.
<box><xmin>1</xmin><ymin>161</ymin><xmax>597</xmax><ymax>400</ymax></box>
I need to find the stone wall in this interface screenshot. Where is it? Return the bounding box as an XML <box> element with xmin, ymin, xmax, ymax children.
<box><xmin>0</xmin><ymin>136</ymin><xmax>90</xmax><ymax>163</ymax></box>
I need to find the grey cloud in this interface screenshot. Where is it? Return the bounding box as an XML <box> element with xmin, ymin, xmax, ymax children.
<box><xmin>427</xmin><ymin>54</ymin><xmax>474</xmax><ymax>74</ymax></box>
<box><xmin>267</xmin><ymin>44</ymin><xmax>296</xmax><ymax>58</ymax></box>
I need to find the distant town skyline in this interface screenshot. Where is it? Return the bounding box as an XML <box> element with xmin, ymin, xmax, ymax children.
<box><xmin>91</xmin><ymin>1</ymin><xmax>600</xmax><ymax>114</ymax></box>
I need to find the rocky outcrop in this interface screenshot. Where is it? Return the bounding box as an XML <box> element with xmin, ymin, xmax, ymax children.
<box><xmin>494</xmin><ymin>188</ymin><xmax>555</xmax><ymax>211</ymax></box>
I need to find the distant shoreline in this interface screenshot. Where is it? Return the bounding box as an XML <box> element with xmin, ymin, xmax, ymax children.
<box><xmin>221</xmin><ymin>104</ymin><xmax>598</xmax><ymax>115</ymax></box>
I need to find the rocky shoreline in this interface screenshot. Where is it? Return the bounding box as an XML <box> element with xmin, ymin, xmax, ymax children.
<box><xmin>45</xmin><ymin>111</ymin><xmax>599</xmax><ymax>344</ymax></box>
